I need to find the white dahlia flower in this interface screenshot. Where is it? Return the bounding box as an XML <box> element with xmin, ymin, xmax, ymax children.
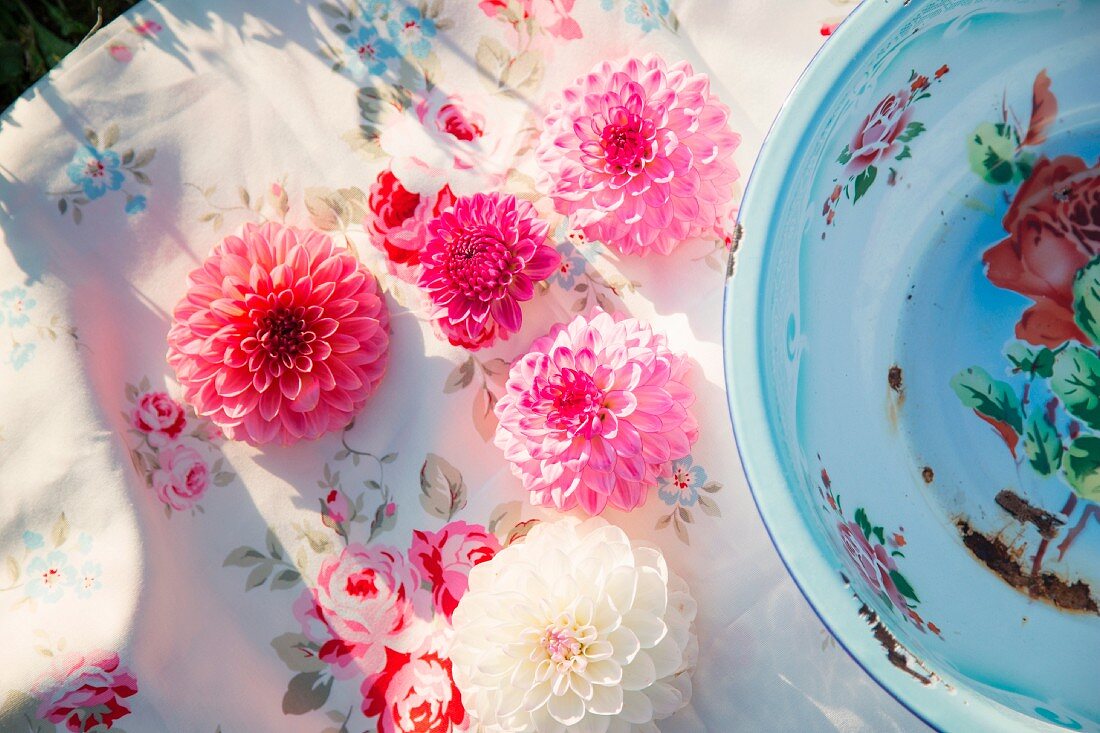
<box><xmin>450</xmin><ymin>517</ymin><xmax>697</xmax><ymax>733</ymax></box>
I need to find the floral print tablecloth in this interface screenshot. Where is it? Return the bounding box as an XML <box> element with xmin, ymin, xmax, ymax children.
<box><xmin>0</xmin><ymin>0</ymin><xmax>930</xmax><ymax>730</ymax></box>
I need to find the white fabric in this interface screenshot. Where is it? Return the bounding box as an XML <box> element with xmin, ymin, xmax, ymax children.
<box><xmin>0</xmin><ymin>0</ymin><xmax>929</xmax><ymax>730</ymax></box>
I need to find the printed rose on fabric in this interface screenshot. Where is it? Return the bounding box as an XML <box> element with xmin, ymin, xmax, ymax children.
<box><xmin>167</xmin><ymin>222</ymin><xmax>390</xmax><ymax>445</ymax></box>
<box><xmin>131</xmin><ymin>391</ymin><xmax>186</xmax><ymax>448</ymax></box>
<box><xmin>361</xmin><ymin>645</ymin><xmax>467</xmax><ymax>733</ymax></box>
<box><xmin>494</xmin><ymin>309</ymin><xmax>698</xmax><ymax>514</ymax></box>
<box><xmin>982</xmin><ymin>155</ymin><xmax>1100</xmax><ymax>347</ymax></box>
<box><xmin>151</xmin><ymin>442</ymin><xmax>210</xmax><ymax>511</ymax></box>
<box><xmin>66</xmin><ymin>146</ymin><xmax>124</xmax><ymax>201</ymax></box>
<box><xmin>844</xmin><ymin>88</ymin><xmax>913</xmax><ymax>175</ymax></box>
<box><xmin>478</xmin><ymin>0</ymin><xmax>582</xmax><ymax>39</ymax></box>
<box><xmin>293</xmin><ymin>544</ymin><xmax>426</xmax><ymax>679</ymax></box>
<box><xmin>418</xmin><ymin>193</ymin><xmax>559</xmax><ymax>350</ymax></box>
<box><xmin>536</xmin><ymin>54</ymin><xmax>740</xmax><ymax>256</ymax></box>
<box><xmin>380</xmin><ymin>89</ymin><xmax>520</xmax><ymax>197</ymax></box>
<box><xmin>409</xmin><ymin>521</ymin><xmax>501</xmax><ymax>620</ymax></box>
<box><xmin>35</xmin><ymin>651</ymin><xmax>138</xmax><ymax>732</ymax></box>
<box><xmin>366</xmin><ymin>168</ymin><xmax>456</xmax><ymax>282</ymax></box>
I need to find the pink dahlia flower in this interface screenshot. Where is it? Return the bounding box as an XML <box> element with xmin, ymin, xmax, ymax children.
<box><xmin>536</xmin><ymin>54</ymin><xmax>741</xmax><ymax>255</ymax></box>
<box><xmin>418</xmin><ymin>192</ymin><xmax>559</xmax><ymax>350</ymax></box>
<box><xmin>494</xmin><ymin>309</ymin><xmax>698</xmax><ymax>514</ymax></box>
<box><xmin>167</xmin><ymin>222</ymin><xmax>390</xmax><ymax>446</ymax></box>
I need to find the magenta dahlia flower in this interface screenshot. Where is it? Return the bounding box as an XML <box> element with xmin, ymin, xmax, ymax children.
<box><xmin>418</xmin><ymin>192</ymin><xmax>559</xmax><ymax>350</ymax></box>
<box><xmin>167</xmin><ymin>222</ymin><xmax>390</xmax><ymax>446</ymax></box>
<box><xmin>494</xmin><ymin>309</ymin><xmax>698</xmax><ymax>514</ymax></box>
<box><xmin>536</xmin><ymin>54</ymin><xmax>741</xmax><ymax>256</ymax></box>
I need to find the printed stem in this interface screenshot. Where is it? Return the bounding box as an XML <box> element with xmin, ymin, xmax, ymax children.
<box><xmin>1056</xmin><ymin>503</ymin><xmax>1099</xmax><ymax>561</ymax></box>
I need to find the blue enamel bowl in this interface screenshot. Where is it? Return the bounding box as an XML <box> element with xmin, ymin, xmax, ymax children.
<box><xmin>725</xmin><ymin>1</ymin><xmax>1100</xmax><ymax>730</ymax></box>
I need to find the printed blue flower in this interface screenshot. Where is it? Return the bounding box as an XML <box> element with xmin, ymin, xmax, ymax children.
<box><xmin>0</xmin><ymin>287</ymin><xmax>35</xmax><ymax>328</ymax></box>
<box><xmin>552</xmin><ymin>245</ymin><xmax>587</xmax><ymax>290</ymax></box>
<box><xmin>658</xmin><ymin>456</ymin><xmax>706</xmax><ymax>507</ymax></box>
<box><xmin>25</xmin><ymin>551</ymin><xmax>76</xmax><ymax>603</ymax></box>
<box><xmin>624</xmin><ymin>0</ymin><xmax>669</xmax><ymax>32</ymax></box>
<box><xmin>125</xmin><ymin>195</ymin><xmax>147</xmax><ymax>215</ymax></box>
<box><xmin>75</xmin><ymin>561</ymin><xmax>103</xmax><ymax>598</ymax></box>
<box><xmin>22</xmin><ymin>530</ymin><xmax>44</xmax><ymax>550</ymax></box>
<box><xmin>10</xmin><ymin>342</ymin><xmax>36</xmax><ymax>371</ymax></box>
<box><xmin>387</xmin><ymin>7</ymin><xmax>436</xmax><ymax>59</ymax></box>
<box><xmin>345</xmin><ymin>25</ymin><xmax>397</xmax><ymax>79</ymax></box>
<box><xmin>601</xmin><ymin>0</ymin><xmax>614</xmax><ymax>9</ymax></box>
<box><xmin>66</xmin><ymin>145</ymin><xmax>125</xmax><ymax>201</ymax></box>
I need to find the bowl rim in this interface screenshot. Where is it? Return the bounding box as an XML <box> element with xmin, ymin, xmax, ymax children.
<box><xmin>723</xmin><ymin>1</ymin><xmax>1063</xmax><ymax>730</ymax></box>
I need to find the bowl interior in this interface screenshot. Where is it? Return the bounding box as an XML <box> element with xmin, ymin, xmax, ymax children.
<box><xmin>730</xmin><ymin>0</ymin><xmax>1100</xmax><ymax>730</ymax></box>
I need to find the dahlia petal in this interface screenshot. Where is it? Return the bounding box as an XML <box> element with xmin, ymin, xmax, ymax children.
<box><xmin>279</xmin><ymin>371</ymin><xmax>302</xmax><ymax>401</ymax></box>
<box><xmin>490</xmin><ymin>295</ymin><xmax>523</xmax><ymax>333</ymax></box>
<box><xmin>620</xmin><ymin>689</ymin><xmax>655</xmax><ymax>725</ymax></box>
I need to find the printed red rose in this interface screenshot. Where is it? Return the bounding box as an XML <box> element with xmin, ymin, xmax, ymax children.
<box><xmin>151</xmin><ymin>443</ymin><xmax>210</xmax><ymax>511</ymax></box>
<box><xmin>417</xmin><ymin>95</ymin><xmax>484</xmax><ymax>143</ymax></box>
<box><xmin>837</xmin><ymin>521</ymin><xmax>884</xmax><ymax>595</ymax></box>
<box><xmin>131</xmin><ymin>391</ymin><xmax>186</xmax><ymax>448</ymax></box>
<box><xmin>36</xmin><ymin>651</ymin><xmax>138</xmax><ymax>732</ymax></box>
<box><xmin>845</xmin><ymin>88</ymin><xmax>912</xmax><ymax>174</ymax></box>
<box><xmin>362</xmin><ymin>647</ymin><xmax>466</xmax><ymax>733</ymax></box>
<box><xmin>983</xmin><ymin>155</ymin><xmax>1100</xmax><ymax>347</ymax></box>
<box><xmin>367</xmin><ymin>169</ymin><xmax>457</xmax><ymax>278</ymax></box>
<box><xmin>409</xmin><ymin>521</ymin><xmax>501</xmax><ymax>620</ymax></box>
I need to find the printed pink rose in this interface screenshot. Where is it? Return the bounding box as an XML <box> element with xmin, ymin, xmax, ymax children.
<box><xmin>36</xmin><ymin>651</ymin><xmax>138</xmax><ymax>732</ymax></box>
<box><xmin>293</xmin><ymin>544</ymin><xmax>426</xmax><ymax>678</ymax></box>
<box><xmin>477</xmin><ymin>0</ymin><xmax>581</xmax><ymax>39</ymax></box>
<box><xmin>362</xmin><ymin>646</ymin><xmax>467</xmax><ymax>733</ymax></box>
<box><xmin>366</xmin><ymin>169</ymin><xmax>457</xmax><ymax>282</ymax></box>
<box><xmin>983</xmin><ymin>155</ymin><xmax>1100</xmax><ymax>347</ymax></box>
<box><xmin>409</xmin><ymin>522</ymin><xmax>501</xmax><ymax>620</ymax></box>
<box><xmin>323</xmin><ymin>488</ymin><xmax>350</xmax><ymax>524</ymax></box>
<box><xmin>133</xmin><ymin>20</ymin><xmax>162</xmax><ymax>36</ymax></box>
<box><xmin>418</xmin><ymin>95</ymin><xmax>484</xmax><ymax>144</ymax></box>
<box><xmin>837</xmin><ymin>521</ymin><xmax>884</xmax><ymax>595</ymax></box>
<box><xmin>845</xmin><ymin>88</ymin><xmax>913</xmax><ymax>174</ymax></box>
<box><xmin>108</xmin><ymin>44</ymin><xmax>133</xmax><ymax>63</ymax></box>
<box><xmin>131</xmin><ymin>391</ymin><xmax>186</xmax><ymax>448</ymax></box>
<box><xmin>151</xmin><ymin>443</ymin><xmax>209</xmax><ymax>511</ymax></box>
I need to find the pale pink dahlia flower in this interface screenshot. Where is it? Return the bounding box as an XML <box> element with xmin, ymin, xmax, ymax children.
<box><xmin>167</xmin><ymin>222</ymin><xmax>390</xmax><ymax>446</ymax></box>
<box><xmin>494</xmin><ymin>309</ymin><xmax>697</xmax><ymax>514</ymax></box>
<box><xmin>418</xmin><ymin>192</ymin><xmax>559</xmax><ymax>350</ymax></box>
<box><xmin>536</xmin><ymin>54</ymin><xmax>741</xmax><ymax>256</ymax></box>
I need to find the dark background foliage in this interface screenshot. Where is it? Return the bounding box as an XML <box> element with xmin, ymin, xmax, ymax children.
<box><xmin>0</xmin><ymin>0</ymin><xmax>138</xmax><ymax>110</ymax></box>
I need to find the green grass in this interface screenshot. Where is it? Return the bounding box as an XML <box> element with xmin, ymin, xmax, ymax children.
<box><xmin>0</xmin><ymin>0</ymin><xmax>140</xmax><ymax>110</ymax></box>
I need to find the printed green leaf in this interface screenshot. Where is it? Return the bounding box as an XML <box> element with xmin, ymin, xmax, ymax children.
<box><xmin>1023</xmin><ymin>411</ymin><xmax>1063</xmax><ymax>476</ymax></box>
<box><xmin>950</xmin><ymin>366</ymin><xmax>1024</xmax><ymax>433</ymax></box>
<box><xmin>1050</xmin><ymin>345</ymin><xmax>1100</xmax><ymax>429</ymax></box>
<box><xmin>1063</xmin><ymin>435</ymin><xmax>1100</xmax><ymax>502</ymax></box>
<box><xmin>852</xmin><ymin>165</ymin><xmax>877</xmax><ymax>203</ymax></box>
<box><xmin>270</xmin><ymin>569</ymin><xmax>302</xmax><ymax>590</ymax></box>
<box><xmin>894</xmin><ymin>145</ymin><xmax>912</xmax><ymax>161</ymax></box>
<box><xmin>836</xmin><ymin>145</ymin><xmax>852</xmax><ymax>165</ymax></box>
<box><xmin>896</xmin><ymin>121</ymin><xmax>925</xmax><ymax>143</ymax></box>
<box><xmin>872</xmin><ymin>526</ymin><xmax>886</xmax><ymax>545</ymax></box>
<box><xmin>1073</xmin><ymin>256</ymin><xmax>1100</xmax><ymax>345</ymax></box>
<box><xmin>889</xmin><ymin>569</ymin><xmax>920</xmax><ymax>602</ymax></box>
<box><xmin>222</xmin><ymin>546</ymin><xmax>265</xmax><ymax>567</ymax></box>
<box><xmin>967</xmin><ymin>122</ymin><xmax>1026</xmax><ymax>185</ymax></box>
<box><xmin>271</xmin><ymin>633</ymin><xmax>324</xmax><ymax>673</ymax></box>
<box><xmin>419</xmin><ymin>453</ymin><xmax>467</xmax><ymax>520</ymax></box>
<box><xmin>282</xmin><ymin>671</ymin><xmax>333</xmax><ymax>715</ymax></box>
<box><xmin>1005</xmin><ymin>342</ymin><xmax>1055</xmax><ymax>378</ymax></box>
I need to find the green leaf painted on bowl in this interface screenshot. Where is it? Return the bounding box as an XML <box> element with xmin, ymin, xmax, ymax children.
<box><xmin>1050</xmin><ymin>345</ymin><xmax>1100</xmax><ymax>430</ymax></box>
<box><xmin>1005</xmin><ymin>342</ymin><xmax>1055</xmax><ymax>378</ymax></box>
<box><xmin>1073</xmin><ymin>256</ymin><xmax>1100</xmax><ymax>345</ymax></box>
<box><xmin>889</xmin><ymin>569</ymin><xmax>920</xmax><ymax>602</ymax></box>
<box><xmin>852</xmin><ymin>165</ymin><xmax>877</xmax><ymax>202</ymax></box>
<box><xmin>1023</xmin><ymin>411</ymin><xmax>1063</xmax><ymax>476</ymax></box>
<box><xmin>968</xmin><ymin>122</ymin><xmax>1024</xmax><ymax>185</ymax></box>
<box><xmin>950</xmin><ymin>366</ymin><xmax>1024</xmax><ymax>434</ymax></box>
<box><xmin>1063</xmin><ymin>435</ymin><xmax>1100</xmax><ymax>501</ymax></box>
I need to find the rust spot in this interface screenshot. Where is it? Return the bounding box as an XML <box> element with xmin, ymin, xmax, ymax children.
<box><xmin>888</xmin><ymin>365</ymin><xmax>904</xmax><ymax>393</ymax></box>
<box><xmin>856</xmin><ymin>603</ymin><xmax>936</xmax><ymax>686</ymax></box>
<box><xmin>995</xmin><ymin>489</ymin><xmax>1065</xmax><ymax>539</ymax></box>
<box><xmin>956</xmin><ymin>520</ymin><xmax>1098</xmax><ymax>615</ymax></box>
<box><xmin>921</xmin><ymin>466</ymin><xmax>934</xmax><ymax>484</ymax></box>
